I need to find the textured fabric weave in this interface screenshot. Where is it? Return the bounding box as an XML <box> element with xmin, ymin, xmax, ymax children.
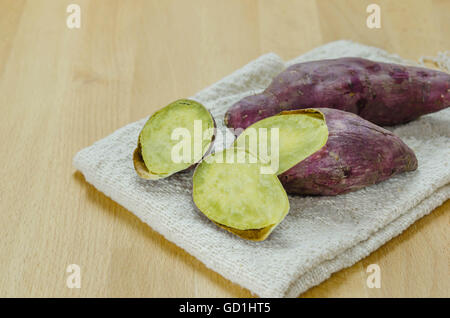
<box><xmin>73</xmin><ymin>40</ymin><xmax>450</xmax><ymax>298</ymax></box>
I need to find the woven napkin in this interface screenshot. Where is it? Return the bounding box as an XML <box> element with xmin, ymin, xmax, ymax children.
<box><xmin>73</xmin><ymin>40</ymin><xmax>450</xmax><ymax>297</ymax></box>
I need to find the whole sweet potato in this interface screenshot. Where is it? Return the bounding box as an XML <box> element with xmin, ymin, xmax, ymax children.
<box><xmin>224</xmin><ymin>57</ymin><xmax>450</xmax><ymax>129</ymax></box>
<box><xmin>278</xmin><ymin>108</ymin><xmax>418</xmax><ymax>195</ymax></box>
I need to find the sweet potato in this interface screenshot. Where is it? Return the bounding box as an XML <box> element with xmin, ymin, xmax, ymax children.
<box><xmin>224</xmin><ymin>57</ymin><xmax>450</xmax><ymax>129</ymax></box>
<box><xmin>234</xmin><ymin>108</ymin><xmax>417</xmax><ymax>195</ymax></box>
<box><xmin>277</xmin><ymin>108</ymin><xmax>418</xmax><ymax>195</ymax></box>
<box><xmin>193</xmin><ymin>148</ymin><xmax>290</xmax><ymax>241</ymax></box>
<box><xmin>134</xmin><ymin>99</ymin><xmax>215</xmax><ymax>180</ymax></box>
<box><xmin>233</xmin><ymin>109</ymin><xmax>329</xmax><ymax>175</ymax></box>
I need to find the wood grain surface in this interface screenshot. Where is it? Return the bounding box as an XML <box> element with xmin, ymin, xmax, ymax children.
<box><xmin>0</xmin><ymin>0</ymin><xmax>448</xmax><ymax>297</ymax></box>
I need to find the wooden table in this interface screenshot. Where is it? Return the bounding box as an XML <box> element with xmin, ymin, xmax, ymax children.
<box><xmin>0</xmin><ymin>0</ymin><xmax>448</xmax><ymax>297</ymax></box>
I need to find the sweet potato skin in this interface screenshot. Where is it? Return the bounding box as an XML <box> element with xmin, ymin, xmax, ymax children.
<box><xmin>224</xmin><ymin>57</ymin><xmax>450</xmax><ymax>129</ymax></box>
<box><xmin>278</xmin><ymin>108</ymin><xmax>418</xmax><ymax>195</ymax></box>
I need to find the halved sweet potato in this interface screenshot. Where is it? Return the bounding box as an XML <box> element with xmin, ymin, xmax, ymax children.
<box><xmin>233</xmin><ymin>109</ymin><xmax>329</xmax><ymax>175</ymax></box>
<box><xmin>234</xmin><ymin>108</ymin><xmax>418</xmax><ymax>195</ymax></box>
<box><xmin>192</xmin><ymin>148</ymin><xmax>290</xmax><ymax>241</ymax></box>
<box><xmin>134</xmin><ymin>99</ymin><xmax>215</xmax><ymax>180</ymax></box>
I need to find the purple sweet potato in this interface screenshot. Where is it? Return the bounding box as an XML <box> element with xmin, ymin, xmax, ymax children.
<box><xmin>224</xmin><ymin>57</ymin><xmax>450</xmax><ymax>129</ymax></box>
<box><xmin>278</xmin><ymin>108</ymin><xmax>418</xmax><ymax>195</ymax></box>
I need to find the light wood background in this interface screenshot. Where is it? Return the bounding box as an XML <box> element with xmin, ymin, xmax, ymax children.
<box><xmin>0</xmin><ymin>0</ymin><xmax>448</xmax><ymax>298</ymax></box>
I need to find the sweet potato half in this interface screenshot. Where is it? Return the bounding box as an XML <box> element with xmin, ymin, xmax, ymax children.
<box><xmin>233</xmin><ymin>109</ymin><xmax>329</xmax><ymax>175</ymax></box>
<box><xmin>224</xmin><ymin>57</ymin><xmax>450</xmax><ymax>130</ymax></box>
<box><xmin>278</xmin><ymin>109</ymin><xmax>418</xmax><ymax>195</ymax></box>
<box><xmin>192</xmin><ymin>148</ymin><xmax>290</xmax><ymax>241</ymax></box>
<box><xmin>234</xmin><ymin>108</ymin><xmax>418</xmax><ymax>196</ymax></box>
<box><xmin>134</xmin><ymin>99</ymin><xmax>215</xmax><ymax>180</ymax></box>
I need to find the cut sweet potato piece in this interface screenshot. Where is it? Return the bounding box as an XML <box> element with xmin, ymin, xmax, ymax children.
<box><xmin>233</xmin><ymin>108</ymin><xmax>418</xmax><ymax>195</ymax></box>
<box><xmin>134</xmin><ymin>99</ymin><xmax>215</xmax><ymax>180</ymax></box>
<box><xmin>277</xmin><ymin>108</ymin><xmax>418</xmax><ymax>195</ymax></box>
<box><xmin>233</xmin><ymin>109</ymin><xmax>328</xmax><ymax>175</ymax></box>
<box><xmin>193</xmin><ymin>148</ymin><xmax>289</xmax><ymax>241</ymax></box>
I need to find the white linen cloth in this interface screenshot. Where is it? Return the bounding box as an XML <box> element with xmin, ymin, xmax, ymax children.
<box><xmin>73</xmin><ymin>40</ymin><xmax>450</xmax><ymax>297</ymax></box>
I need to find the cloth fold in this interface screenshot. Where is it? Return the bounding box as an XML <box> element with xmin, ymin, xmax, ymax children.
<box><xmin>73</xmin><ymin>40</ymin><xmax>449</xmax><ymax>297</ymax></box>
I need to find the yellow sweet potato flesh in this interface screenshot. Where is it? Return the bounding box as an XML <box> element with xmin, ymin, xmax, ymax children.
<box><xmin>193</xmin><ymin>148</ymin><xmax>289</xmax><ymax>241</ymax></box>
<box><xmin>134</xmin><ymin>99</ymin><xmax>214</xmax><ymax>180</ymax></box>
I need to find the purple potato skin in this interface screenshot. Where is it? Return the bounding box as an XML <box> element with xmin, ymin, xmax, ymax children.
<box><xmin>278</xmin><ymin>108</ymin><xmax>418</xmax><ymax>196</ymax></box>
<box><xmin>224</xmin><ymin>57</ymin><xmax>450</xmax><ymax>130</ymax></box>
